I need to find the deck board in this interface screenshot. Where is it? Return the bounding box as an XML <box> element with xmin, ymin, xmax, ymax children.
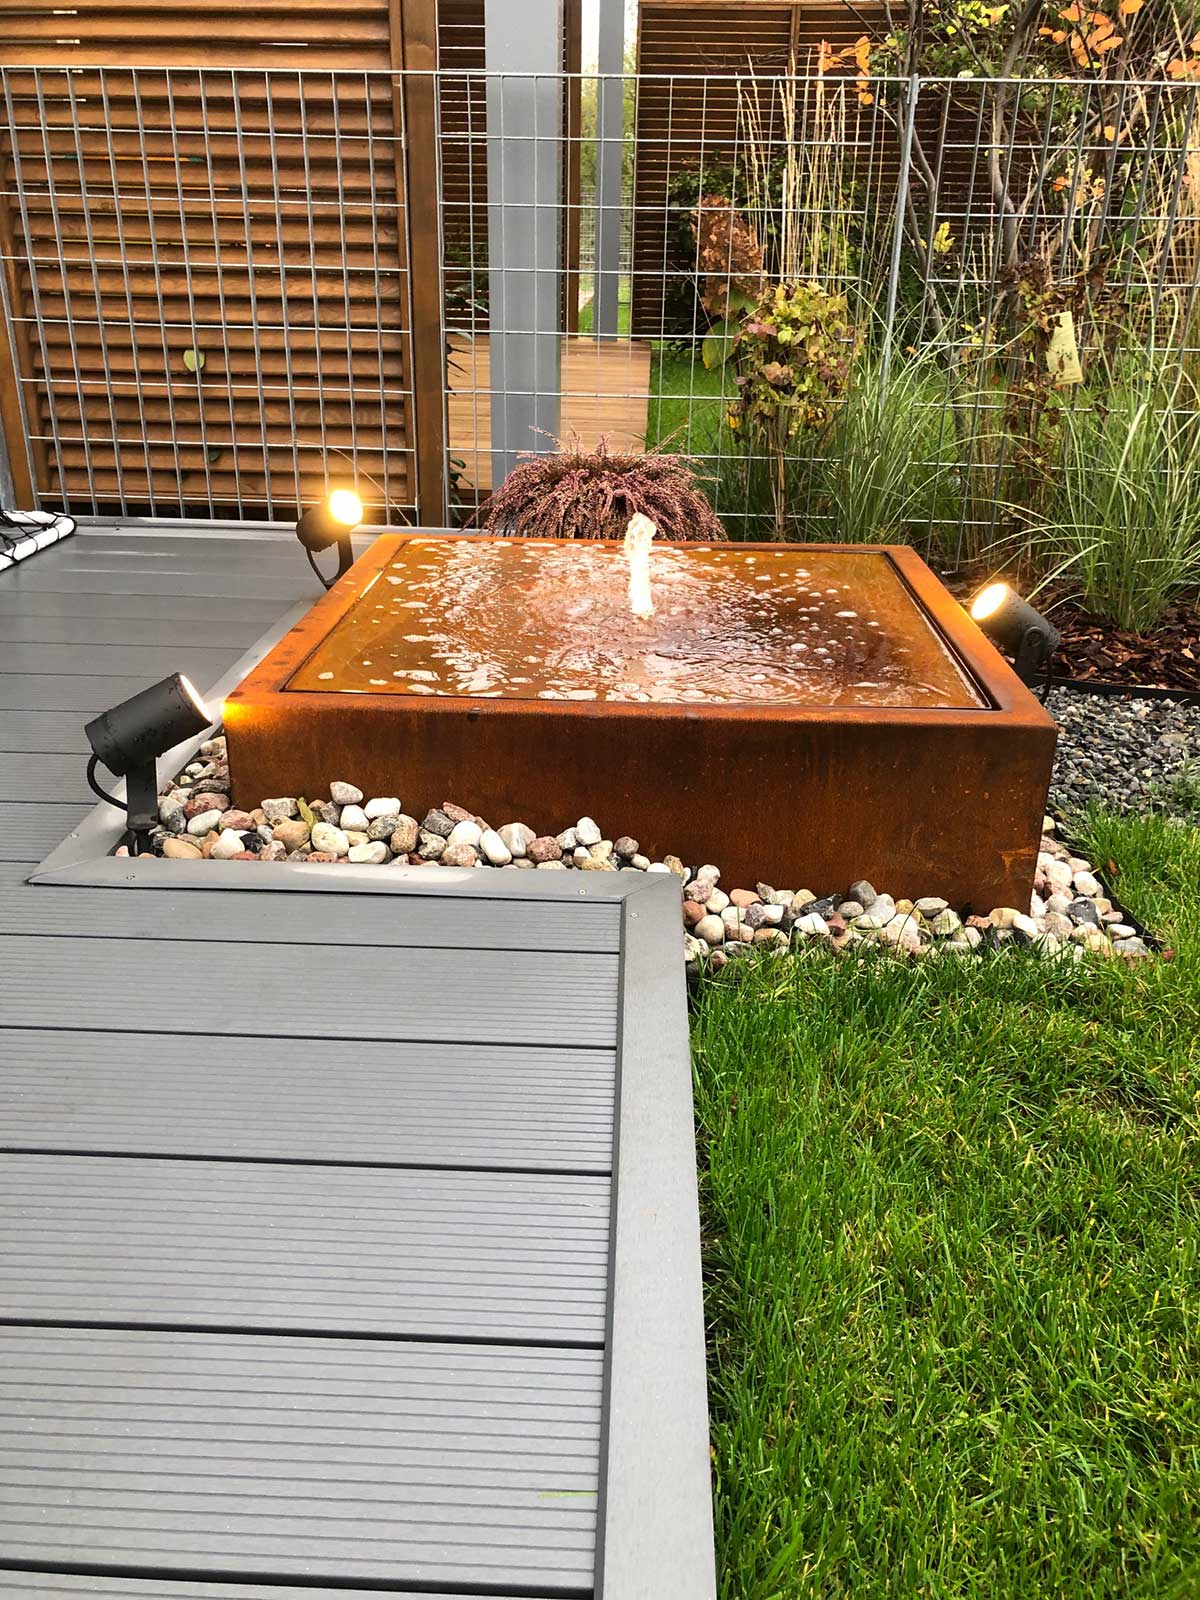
<box><xmin>0</xmin><ymin>1029</ymin><xmax>615</xmax><ymax>1172</ymax></box>
<box><xmin>0</xmin><ymin>934</ymin><xmax>618</xmax><ymax>1047</ymax></box>
<box><xmin>0</xmin><ymin>1155</ymin><xmax>610</xmax><ymax>1342</ymax></box>
<box><xmin>0</xmin><ymin>1328</ymin><xmax>601</xmax><ymax>1593</ymax></box>
<box><xmin>0</xmin><ymin>526</ymin><xmax>712</xmax><ymax>1598</ymax></box>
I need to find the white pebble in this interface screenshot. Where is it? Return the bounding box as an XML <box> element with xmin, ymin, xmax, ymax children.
<box><xmin>210</xmin><ymin>830</ymin><xmax>247</xmax><ymax>859</ymax></box>
<box><xmin>329</xmin><ymin>781</ymin><xmax>363</xmax><ymax>806</ymax></box>
<box><xmin>339</xmin><ymin>804</ymin><xmax>369</xmax><ymax>832</ymax></box>
<box><xmin>694</xmin><ymin>914</ymin><xmax>725</xmax><ymax>946</ymax></box>
<box><xmin>479</xmin><ymin>828</ymin><xmax>512</xmax><ymax>866</ymax></box>
<box><xmin>348</xmin><ymin>841</ymin><xmax>389</xmax><ymax>865</ymax></box>
<box><xmin>499</xmin><ymin>822</ymin><xmax>535</xmax><ymax>858</ymax></box>
<box><xmin>1073</xmin><ymin>871</ymin><xmax>1101</xmax><ymax>897</ymax></box>
<box><xmin>311</xmin><ymin>822</ymin><xmax>350</xmax><ymax>855</ymax></box>
<box><xmin>186</xmin><ymin>809</ymin><xmax>222</xmax><ymax>836</ymax></box>
<box><xmin>363</xmin><ymin>797</ymin><xmax>401</xmax><ymax>820</ymax></box>
<box><xmin>447</xmin><ymin>819</ymin><xmax>483</xmax><ymax>850</ymax></box>
<box><xmin>575</xmin><ymin>816</ymin><xmax>602</xmax><ymax>847</ymax></box>
<box><xmin>794</xmin><ymin>912</ymin><xmax>829</xmax><ymax>936</ymax></box>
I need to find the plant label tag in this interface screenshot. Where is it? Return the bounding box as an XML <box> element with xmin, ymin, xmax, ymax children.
<box><xmin>1046</xmin><ymin>310</ymin><xmax>1082</xmax><ymax>386</ymax></box>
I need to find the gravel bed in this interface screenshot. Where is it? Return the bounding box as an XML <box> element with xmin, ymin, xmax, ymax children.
<box><xmin>136</xmin><ymin>736</ymin><xmax>1154</xmax><ymax>968</ymax></box>
<box><xmin>1049</xmin><ymin>686</ymin><xmax>1199</xmax><ymax>819</ymax></box>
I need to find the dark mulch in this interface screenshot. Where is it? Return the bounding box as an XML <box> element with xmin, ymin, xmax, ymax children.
<box><xmin>943</xmin><ymin>574</ymin><xmax>1200</xmax><ymax>693</ymax></box>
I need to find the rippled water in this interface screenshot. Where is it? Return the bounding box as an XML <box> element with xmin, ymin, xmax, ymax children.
<box><xmin>287</xmin><ymin>539</ymin><xmax>984</xmax><ymax>709</ymax></box>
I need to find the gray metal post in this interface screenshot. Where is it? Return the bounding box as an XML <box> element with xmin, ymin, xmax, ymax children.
<box><xmin>592</xmin><ymin>0</ymin><xmax>625</xmax><ymax>339</ymax></box>
<box><xmin>485</xmin><ymin>0</ymin><xmax>564</xmax><ymax>485</ymax></box>
<box><xmin>880</xmin><ymin>75</ymin><xmax>919</xmax><ymax>396</ymax></box>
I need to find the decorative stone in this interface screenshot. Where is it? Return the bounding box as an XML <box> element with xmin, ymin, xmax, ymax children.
<box><xmin>447</xmin><ymin>819</ymin><xmax>483</xmax><ymax>850</ymax></box>
<box><xmin>575</xmin><ymin>816</ymin><xmax>602</xmax><ymax>847</ymax></box>
<box><xmin>499</xmin><ymin>822</ymin><xmax>536</xmax><ymax>858</ymax></box>
<box><xmin>745</xmin><ymin>901</ymin><xmax>784</xmax><ymax>930</ymax></box>
<box><xmin>363</xmin><ymin>797</ymin><xmax>401</xmax><ymax>820</ymax></box>
<box><xmin>261</xmin><ymin>797</ymin><xmax>298</xmax><ymax>825</ymax></box>
<box><xmin>529</xmin><ymin>835</ymin><xmax>563</xmax><ymax>863</ymax></box>
<box><xmin>480</xmin><ymin>828</ymin><xmax>512</xmax><ymax>866</ymax></box>
<box><xmin>683</xmin><ymin>901</ymin><xmax>706</xmax><ymax>929</ymax></box>
<box><xmin>186</xmin><ymin>808</ymin><xmax>223</xmax><ymax>836</ymax></box>
<box><xmin>645</xmin><ymin>862</ymin><xmax>671</xmax><ymax>874</ymax></box>
<box><xmin>536</xmin><ymin>859</ymin><xmax>568</xmax><ymax>870</ymax></box>
<box><xmin>1114</xmin><ymin>935</ymin><xmax>1149</xmax><ymax>956</ymax></box>
<box><xmin>441</xmin><ymin>842</ymin><xmax>478</xmax><ymax>868</ymax></box>
<box><xmin>348</xmin><ymin>841</ymin><xmax>389</xmax><ymax>865</ymax></box>
<box><xmin>310</xmin><ymin>822</ymin><xmax>350</xmax><ymax>856</ymax></box>
<box><xmin>367</xmin><ymin>814</ymin><xmax>400</xmax><ymax>841</ymax></box>
<box><xmin>630</xmin><ymin>854</ymin><xmax>651</xmax><ymax>871</ymax></box>
<box><xmin>613</xmin><ymin>835</ymin><xmax>639</xmax><ymax>860</ymax></box>
<box><xmin>161</xmin><ymin>836</ymin><xmax>202</xmax><ymax>859</ymax></box>
<box><xmin>589</xmin><ymin>840</ymin><xmax>615</xmax><ymax>865</ymax></box>
<box><xmin>848</xmin><ymin>880</ymin><xmax>877</xmax><ymax>909</ymax></box>
<box><xmin>794</xmin><ymin>912</ymin><xmax>829</xmax><ymax>936</ymax></box>
<box><xmin>694</xmin><ymin>914</ymin><xmax>725</xmax><ymax>946</ymax></box>
<box><xmin>219</xmin><ymin>809</ymin><xmax>257</xmax><ymax>831</ymax></box>
<box><xmin>580</xmin><ymin>855</ymin><xmax>616</xmax><ymax>871</ymax></box>
<box><xmin>185</xmin><ymin>790</ymin><xmax>229</xmax><ymax>819</ymax></box>
<box><xmin>927</xmin><ymin>908</ymin><xmax>962</xmax><ymax>937</ymax></box>
<box><xmin>377</xmin><ymin>816</ymin><xmax>413</xmax><ymax>854</ymax></box>
<box><xmin>914</xmin><ymin>896</ymin><xmax>948</xmax><ymax>917</ymax></box>
<box><xmin>421</xmin><ymin>808</ymin><xmax>455</xmax><ymax>838</ymax></box>
<box><xmin>442</xmin><ymin>801</ymin><xmax>475</xmax><ymax>824</ymax></box>
<box><xmin>1073</xmin><ymin>870</ymin><xmax>1102</xmax><ymax>897</ymax></box>
<box><xmin>330</xmin><ymin>781</ymin><xmax>363</xmax><ymax>806</ymax></box>
<box><xmin>211</xmin><ymin>829</ymin><xmax>248</xmax><ymax>859</ymax></box>
<box><xmin>663</xmin><ymin>855</ymin><xmax>687</xmax><ymax>879</ymax></box>
<box><xmin>837</xmin><ymin>900</ymin><xmax>864</xmax><ymax>920</ymax></box>
<box><xmin>706</xmin><ymin>889</ymin><xmax>730</xmax><ymax>914</ymax></box>
<box><xmin>272</xmin><ymin>819</ymin><xmax>310</xmax><ymax>852</ymax></box>
<box><xmin>729</xmin><ymin>888</ymin><xmax>760</xmax><ymax>910</ymax></box>
<box><xmin>1067</xmin><ymin>897</ymin><xmax>1103</xmax><ymax>928</ymax></box>
<box><xmin>343</xmin><ymin>831</ymin><xmax>369</xmax><ymax>849</ymax></box>
<box><xmin>338</xmin><ymin>803</ymin><xmax>369</xmax><ymax>832</ymax></box>
<box><xmin>416</xmin><ymin>831</ymin><xmax>448</xmax><ymax>860</ymax></box>
<box><xmin>790</xmin><ymin>889</ymin><xmax>816</xmax><ymax>913</ymax></box>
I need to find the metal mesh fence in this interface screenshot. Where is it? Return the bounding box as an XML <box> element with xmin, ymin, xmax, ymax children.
<box><xmin>1</xmin><ymin>66</ymin><xmax>1197</xmax><ymax>565</ymax></box>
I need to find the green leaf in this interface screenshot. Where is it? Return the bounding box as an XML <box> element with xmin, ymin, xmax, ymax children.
<box><xmin>702</xmin><ymin>317</ymin><xmax>739</xmax><ymax>370</ymax></box>
<box><xmin>183</xmin><ymin>348</ymin><xmax>205</xmax><ymax>373</ymax></box>
<box><xmin>297</xmin><ymin>797</ymin><xmax>315</xmax><ymax>828</ymax></box>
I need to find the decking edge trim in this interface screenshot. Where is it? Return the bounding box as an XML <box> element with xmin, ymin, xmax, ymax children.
<box><xmin>596</xmin><ymin>873</ymin><xmax>716</xmax><ymax>1599</ymax></box>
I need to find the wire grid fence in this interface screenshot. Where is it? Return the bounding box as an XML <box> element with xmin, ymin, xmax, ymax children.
<box><xmin>1</xmin><ymin>66</ymin><xmax>1198</xmax><ymax>565</ymax></box>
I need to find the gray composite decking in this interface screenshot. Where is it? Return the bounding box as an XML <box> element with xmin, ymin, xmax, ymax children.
<box><xmin>0</xmin><ymin>527</ymin><xmax>715</xmax><ymax>1600</ymax></box>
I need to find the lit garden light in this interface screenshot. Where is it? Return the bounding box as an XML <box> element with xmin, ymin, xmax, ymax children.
<box><xmin>295</xmin><ymin>488</ymin><xmax>364</xmax><ymax>588</ymax></box>
<box><xmin>970</xmin><ymin>582</ymin><xmax>1061</xmax><ymax>692</ymax></box>
<box><xmin>84</xmin><ymin>672</ymin><xmax>212</xmax><ymax>854</ymax></box>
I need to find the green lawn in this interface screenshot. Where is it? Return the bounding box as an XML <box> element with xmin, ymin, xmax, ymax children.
<box><xmin>692</xmin><ymin>809</ymin><xmax>1200</xmax><ymax>1599</ymax></box>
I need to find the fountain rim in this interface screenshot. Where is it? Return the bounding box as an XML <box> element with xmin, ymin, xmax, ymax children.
<box><xmin>222</xmin><ymin>534</ymin><xmax>1056</xmax><ymax>731</ymax></box>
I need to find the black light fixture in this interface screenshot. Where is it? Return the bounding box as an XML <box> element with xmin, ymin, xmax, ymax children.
<box><xmin>84</xmin><ymin>672</ymin><xmax>212</xmax><ymax>853</ymax></box>
<box><xmin>970</xmin><ymin>581</ymin><xmax>1061</xmax><ymax>693</ymax></box>
<box><xmin>295</xmin><ymin>488</ymin><xmax>364</xmax><ymax>589</ymax></box>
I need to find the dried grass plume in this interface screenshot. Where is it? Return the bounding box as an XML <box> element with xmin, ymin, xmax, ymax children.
<box><xmin>476</xmin><ymin>438</ymin><xmax>727</xmax><ymax>542</ymax></box>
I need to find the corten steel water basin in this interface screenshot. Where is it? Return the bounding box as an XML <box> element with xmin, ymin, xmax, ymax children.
<box><xmin>223</xmin><ymin>534</ymin><xmax>1058</xmax><ymax>910</ymax></box>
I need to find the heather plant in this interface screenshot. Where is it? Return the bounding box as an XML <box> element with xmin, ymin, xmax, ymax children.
<box><xmin>476</xmin><ymin>438</ymin><xmax>727</xmax><ymax>542</ymax></box>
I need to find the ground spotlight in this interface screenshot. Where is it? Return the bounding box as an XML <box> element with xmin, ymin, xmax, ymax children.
<box><xmin>970</xmin><ymin>581</ymin><xmax>1060</xmax><ymax>692</ymax></box>
<box><xmin>296</xmin><ymin>488</ymin><xmax>363</xmax><ymax>588</ymax></box>
<box><xmin>84</xmin><ymin>672</ymin><xmax>212</xmax><ymax>853</ymax></box>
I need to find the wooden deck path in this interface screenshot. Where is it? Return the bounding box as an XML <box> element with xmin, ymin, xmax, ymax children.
<box><xmin>0</xmin><ymin>526</ymin><xmax>714</xmax><ymax>1599</ymax></box>
<box><xmin>447</xmin><ymin>336</ymin><xmax>653</xmax><ymax>490</ymax></box>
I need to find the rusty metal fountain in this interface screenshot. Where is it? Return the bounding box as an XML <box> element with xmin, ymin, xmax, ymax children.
<box><xmin>223</xmin><ymin>529</ymin><xmax>1056</xmax><ymax>909</ymax></box>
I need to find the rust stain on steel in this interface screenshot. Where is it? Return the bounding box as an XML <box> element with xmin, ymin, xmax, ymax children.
<box><xmin>223</xmin><ymin>535</ymin><xmax>1058</xmax><ymax>912</ymax></box>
